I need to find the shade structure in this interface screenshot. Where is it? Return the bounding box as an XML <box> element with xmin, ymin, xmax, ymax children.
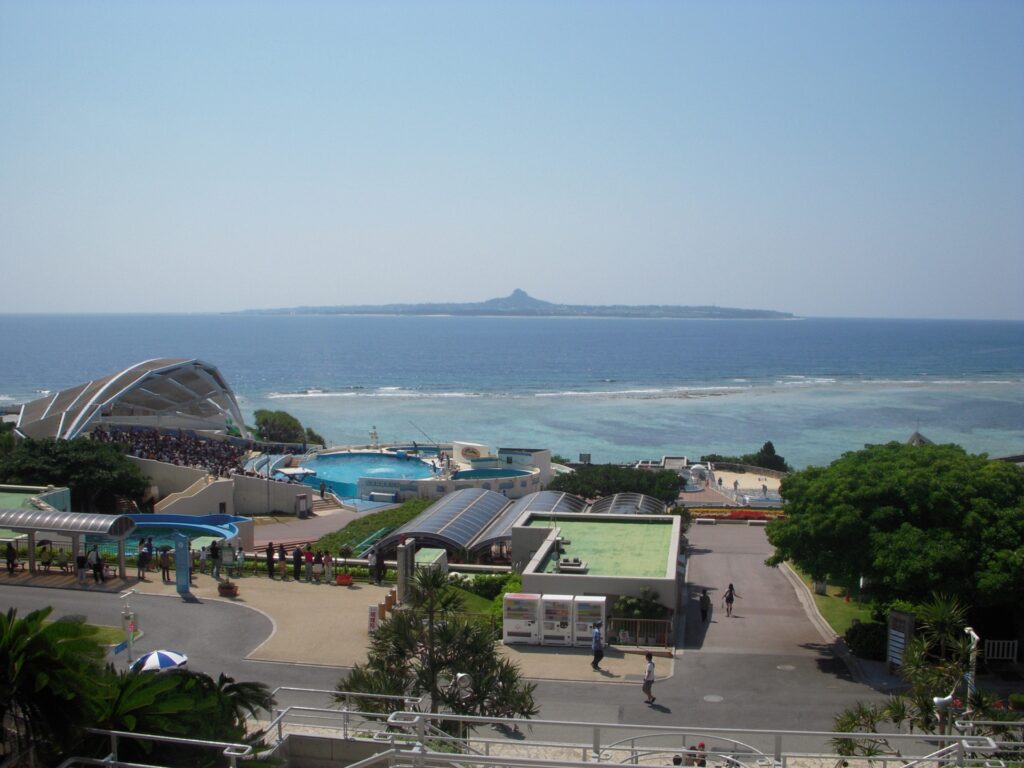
<box><xmin>130</xmin><ymin>650</ymin><xmax>188</xmax><ymax>673</ymax></box>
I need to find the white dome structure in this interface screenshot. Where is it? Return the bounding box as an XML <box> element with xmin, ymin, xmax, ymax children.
<box><xmin>15</xmin><ymin>358</ymin><xmax>248</xmax><ymax>440</ymax></box>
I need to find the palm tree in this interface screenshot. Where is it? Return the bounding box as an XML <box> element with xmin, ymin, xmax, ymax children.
<box><xmin>338</xmin><ymin>566</ymin><xmax>536</xmax><ymax>728</ymax></box>
<box><xmin>0</xmin><ymin>607</ymin><xmax>106</xmax><ymax>764</ymax></box>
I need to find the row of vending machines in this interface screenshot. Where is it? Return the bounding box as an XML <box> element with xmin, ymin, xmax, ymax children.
<box><xmin>502</xmin><ymin>593</ymin><xmax>606</xmax><ymax>646</ymax></box>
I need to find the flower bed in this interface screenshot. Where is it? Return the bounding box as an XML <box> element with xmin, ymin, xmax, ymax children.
<box><xmin>688</xmin><ymin>507</ymin><xmax>784</xmax><ymax>521</ymax></box>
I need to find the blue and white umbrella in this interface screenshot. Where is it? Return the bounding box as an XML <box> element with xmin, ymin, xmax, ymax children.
<box><xmin>129</xmin><ymin>650</ymin><xmax>188</xmax><ymax>673</ymax></box>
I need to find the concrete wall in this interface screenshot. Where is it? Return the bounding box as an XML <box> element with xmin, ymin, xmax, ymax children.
<box><xmin>359</xmin><ymin>470</ymin><xmax>543</xmax><ymax>502</ymax></box>
<box><xmin>128</xmin><ymin>456</ymin><xmax>207</xmax><ymax>497</ymax></box>
<box><xmin>156</xmin><ymin>477</ymin><xmax>235</xmax><ymax>518</ymax></box>
<box><xmin>232</xmin><ymin>473</ymin><xmax>310</xmax><ymax>517</ymax></box>
<box><xmin>283</xmin><ymin>736</ymin><xmax>413</xmax><ymax>768</ymax></box>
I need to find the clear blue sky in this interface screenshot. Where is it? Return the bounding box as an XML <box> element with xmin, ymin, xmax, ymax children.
<box><xmin>1</xmin><ymin>0</ymin><xmax>1022</xmax><ymax>319</ymax></box>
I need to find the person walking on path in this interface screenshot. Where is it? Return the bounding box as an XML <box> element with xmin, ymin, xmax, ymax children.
<box><xmin>75</xmin><ymin>551</ymin><xmax>88</xmax><ymax>584</ymax></box>
<box><xmin>367</xmin><ymin>549</ymin><xmax>378</xmax><ymax>584</ymax></box>
<box><xmin>723</xmin><ymin>583</ymin><xmax>739</xmax><ymax>617</ymax></box>
<box><xmin>210</xmin><ymin>540</ymin><xmax>221</xmax><ymax>580</ymax></box>
<box><xmin>135</xmin><ymin>537</ymin><xmax>148</xmax><ymax>581</ymax></box>
<box><xmin>699</xmin><ymin>589</ymin><xmax>712</xmax><ymax>622</ymax></box>
<box><xmin>642</xmin><ymin>651</ymin><xmax>656</xmax><ymax>704</ymax></box>
<box><xmin>292</xmin><ymin>545</ymin><xmax>302</xmax><ymax>581</ymax></box>
<box><xmin>5</xmin><ymin>542</ymin><xmax>17</xmax><ymax>574</ymax></box>
<box><xmin>591</xmin><ymin>620</ymin><xmax>604</xmax><ymax>670</ymax></box>
<box><xmin>87</xmin><ymin>545</ymin><xmax>104</xmax><ymax>583</ymax></box>
<box><xmin>266</xmin><ymin>542</ymin><xmax>275</xmax><ymax>579</ymax></box>
<box><xmin>303</xmin><ymin>544</ymin><xmax>314</xmax><ymax>582</ymax></box>
<box><xmin>159</xmin><ymin>548</ymin><xmax>172</xmax><ymax>582</ymax></box>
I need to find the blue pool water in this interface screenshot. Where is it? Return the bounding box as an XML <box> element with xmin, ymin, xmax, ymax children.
<box><xmin>301</xmin><ymin>451</ymin><xmax>435</xmax><ymax>497</ymax></box>
<box><xmin>452</xmin><ymin>468</ymin><xmax>532</xmax><ymax>479</ymax></box>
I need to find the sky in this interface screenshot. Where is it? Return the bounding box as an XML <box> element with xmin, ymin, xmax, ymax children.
<box><xmin>1</xmin><ymin>1</ymin><xmax>1022</xmax><ymax>320</ymax></box>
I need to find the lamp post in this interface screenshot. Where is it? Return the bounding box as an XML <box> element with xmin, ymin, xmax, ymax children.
<box><xmin>964</xmin><ymin>626</ymin><xmax>980</xmax><ymax>713</ymax></box>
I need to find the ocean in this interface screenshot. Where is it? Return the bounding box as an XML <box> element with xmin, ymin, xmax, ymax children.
<box><xmin>1</xmin><ymin>314</ymin><xmax>1022</xmax><ymax>469</ymax></box>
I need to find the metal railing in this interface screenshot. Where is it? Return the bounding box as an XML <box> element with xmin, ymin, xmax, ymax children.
<box><xmin>55</xmin><ymin>688</ymin><xmax>1022</xmax><ymax>768</ymax></box>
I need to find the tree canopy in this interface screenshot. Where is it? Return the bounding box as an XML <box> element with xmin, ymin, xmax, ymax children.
<box><xmin>766</xmin><ymin>442</ymin><xmax>1024</xmax><ymax>614</ymax></box>
<box><xmin>702</xmin><ymin>441</ymin><xmax>791</xmax><ymax>473</ymax></box>
<box><xmin>252</xmin><ymin>409</ymin><xmax>307</xmax><ymax>444</ymax></box>
<box><xmin>338</xmin><ymin>567</ymin><xmax>537</xmax><ymax>724</ymax></box>
<box><xmin>1</xmin><ymin>606</ymin><xmax>275</xmax><ymax>766</ymax></box>
<box><xmin>0</xmin><ymin>437</ymin><xmax>148</xmax><ymax>513</ymax></box>
<box><xmin>546</xmin><ymin>464</ymin><xmax>680</xmax><ymax>503</ymax></box>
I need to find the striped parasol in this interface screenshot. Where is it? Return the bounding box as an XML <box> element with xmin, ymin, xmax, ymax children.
<box><xmin>129</xmin><ymin>650</ymin><xmax>189</xmax><ymax>673</ymax></box>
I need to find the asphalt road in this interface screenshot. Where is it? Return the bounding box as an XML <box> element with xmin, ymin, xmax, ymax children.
<box><xmin>0</xmin><ymin>524</ymin><xmax>887</xmax><ymax>752</ymax></box>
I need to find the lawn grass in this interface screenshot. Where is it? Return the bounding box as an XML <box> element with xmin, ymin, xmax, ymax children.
<box><xmin>791</xmin><ymin>564</ymin><xmax>873</xmax><ymax>636</ymax></box>
<box><xmin>315</xmin><ymin>498</ymin><xmax>434</xmax><ymax>552</ymax></box>
<box><xmin>452</xmin><ymin>587</ymin><xmax>493</xmax><ymax>615</ymax></box>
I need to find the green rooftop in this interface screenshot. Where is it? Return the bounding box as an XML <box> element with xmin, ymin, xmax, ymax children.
<box><xmin>527</xmin><ymin>516</ymin><xmax>673</xmax><ymax>577</ymax></box>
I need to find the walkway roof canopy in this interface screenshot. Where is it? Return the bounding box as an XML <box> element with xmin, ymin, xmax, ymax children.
<box><xmin>16</xmin><ymin>358</ymin><xmax>249</xmax><ymax>441</ymax></box>
<box><xmin>0</xmin><ymin>509</ymin><xmax>136</xmax><ymax>538</ymax></box>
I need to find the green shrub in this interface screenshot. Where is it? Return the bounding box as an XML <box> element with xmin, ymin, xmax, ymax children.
<box><xmin>451</xmin><ymin>573</ymin><xmax>510</xmax><ymax>601</ymax></box>
<box><xmin>844</xmin><ymin>621</ymin><xmax>887</xmax><ymax>660</ymax></box>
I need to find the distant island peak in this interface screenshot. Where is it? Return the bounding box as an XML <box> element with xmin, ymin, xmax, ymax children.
<box><xmin>240</xmin><ymin>290</ymin><xmax>793</xmax><ymax>319</ymax></box>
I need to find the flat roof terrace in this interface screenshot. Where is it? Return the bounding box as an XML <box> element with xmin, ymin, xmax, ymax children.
<box><xmin>525</xmin><ymin>516</ymin><xmax>674</xmax><ymax>578</ymax></box>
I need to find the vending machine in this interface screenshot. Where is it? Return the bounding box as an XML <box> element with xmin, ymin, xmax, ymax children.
<box><xmin>502</xmin><ymin>593</ymin><xmax>541</xmax><ymax>645</ymax></box>
<box><xmin>573</xmin><ymin>595</ymin><xmax>607</xmax><ymax>647</ymax></box>
<box><xmin>540</xmin><ymin>594</ymin><xmax>574</xmax><ymax>646</ymax></box>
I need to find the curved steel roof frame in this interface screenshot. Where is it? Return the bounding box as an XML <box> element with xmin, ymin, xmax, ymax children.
<box><xmin>588</xmin><ymin>492</ymin><xmax>666</xmax><ymax>515</ymax></box>
<box><xmin>376</xmin><ymin>488</ymin><xmax>510</xmax><ymax>553</ymax></box>
<box><xmin>471</xmin><ymin>490</ymin><xmax>587</xmax><ymax>553</ymax></box>
<box><xmin>16</xmin><ymin>358</ymin><xmax>248</xmax><ymax>440</ymax></box>
<box><xmin>0</xmin><ymin>509</ymin><xmax>136</xmax><ymax>538</ymax></box>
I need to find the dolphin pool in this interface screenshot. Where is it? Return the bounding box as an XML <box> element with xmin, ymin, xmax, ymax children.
<box><xmin>301</xmin><ymin>451</ymin><xmax>436</xmax><ymax>498</ymax></box>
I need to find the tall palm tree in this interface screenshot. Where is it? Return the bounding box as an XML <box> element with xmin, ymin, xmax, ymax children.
<box><xmin>0</xmin><ymin>607</ymin><xmax>105</xmax><ymax>764</ymax></box>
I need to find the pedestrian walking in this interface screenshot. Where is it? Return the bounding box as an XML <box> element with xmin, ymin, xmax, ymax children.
<box><xmin>292</xmin><ymin>545</ymin><xmax>302</xmax><ymax>581</ymax></box>
<box><xmin>75</xmin><ymin>551</ymin><xmax>88</xmax><ymax>584</ymax></box>
<box><xmin>591</xmin><ymin>620</ymin><xmax>604</xmax><ymax>670</ymax></box>
<box><xmin>642</xmin><ymin>652</ymin><xmax>656</xmax><ymax>704</ymax></box>
<box><xmin>367</xmin><ymin>549</ymin><xmax>378</xmax><ymax>584</ymax></box>
<box><xmin>699</xmin><ymin>589</ymin><xmax>711</xmax><ymax>622</ymax></box>
<box><xmin>210</xmin><ymin>540</ymin><xmax>221</xmax><ymax>580</ymax></box>
<box><xmin>159</xmin><ymin>548</ymin><xmax>172</xmax><ymax>582</ymax></box>
<box><xmin>87</xmin><ymin>545</ymin><xmax>104</xmax><ymax>583</ymax></box>
<box><xmin>266</xmin><ymin>542</ymin><xmax>275</xmax><ymax>579</ymax></box>
<box><xmin>723</xmin><ymin>583</ymin><xmax>739</xmax><ymax>617</ymax></box>
<box><xmin>5</xmin><ymin>541</ymin><xmax>16</xmax><ymax>574</ymax></box>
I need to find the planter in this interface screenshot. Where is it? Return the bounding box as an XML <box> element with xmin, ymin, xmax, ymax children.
<box><xmin>217</xmin><ymin>581</ymin><xmax>240</xmax><ymax>598</ymax></box>
<box><xmin>336</xmin><ymin>573</ymin><xmax>353</xmax><ymax>587</ymax></box>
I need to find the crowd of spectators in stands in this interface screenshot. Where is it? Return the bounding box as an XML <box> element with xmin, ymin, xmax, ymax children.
<box><xmin>91</xmin><ymin>425</ymin><xmax>247</xmax><ymax>477</ymax></box>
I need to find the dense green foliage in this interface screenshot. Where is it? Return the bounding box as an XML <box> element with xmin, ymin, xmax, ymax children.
<box><xmin>766</xmin><ymin>442</ymin><xmax>1024</xmax><ymax>613</ymax></box>
<box><xmin>843</xmin><ymin>621</ymin><xmax>887</xmax><ymax>661</ymax></box>
<box><xmin>252</xmin><ymin>409</ymin><xmax>311</xmax><ymax>444</ymax></box>
<box><xmin>0</xmin><ymin>437</ymin><xmax>148</xmax><ymax>513</ymax></box>
<box><xmin>338</xmin><ymin>568</ymin><xmax>537</xmax><ymax>724</ymax></box>
<box><xmin>546</xmin><ymin>464</ymin><xmax>681</xmax><ymax>502</ymax></box>
<box><xmin>315</xmin><ymin>497</ymin><xmax>433</xmax><ymax>553</ymax></box>
<box><xmin>613</xmin><ymin>587</ymin><xmax>669</xmax><ymax>620</ymax></box>
<box><xmin>833</xmin><ymin>595</ymin><xmax>1020</xmax><ymax>758</ymax></box>
<box><xmin>0</xmin><ymin>607</ymin><xmax>274</xmax><ymax>766</ymax></box>
<box><xmin>0</xmin><ymin>422</ymin><xmax>15</xmax><ymax>457</ymax></box>
<box><xmin>304</xmin><ymin>426</ymin><xmax>326</xmax><ymax>446</ymax></box>
<box><xmin>701</xmin><ymin>441</ymin><xmax>791</xmax><ymax>472</ymax></box>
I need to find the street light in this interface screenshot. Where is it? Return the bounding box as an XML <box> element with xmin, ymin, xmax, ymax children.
<box><xmin>964</xmin><ymin>626</ymin><xmax>980</xmax><ymax>713</ymax></box>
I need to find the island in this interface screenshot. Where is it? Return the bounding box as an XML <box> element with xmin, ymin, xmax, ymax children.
<box><xmin>240</xmin><ymin>289</ymin><xmax>793</xmax><ymax>320</ymax></box>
